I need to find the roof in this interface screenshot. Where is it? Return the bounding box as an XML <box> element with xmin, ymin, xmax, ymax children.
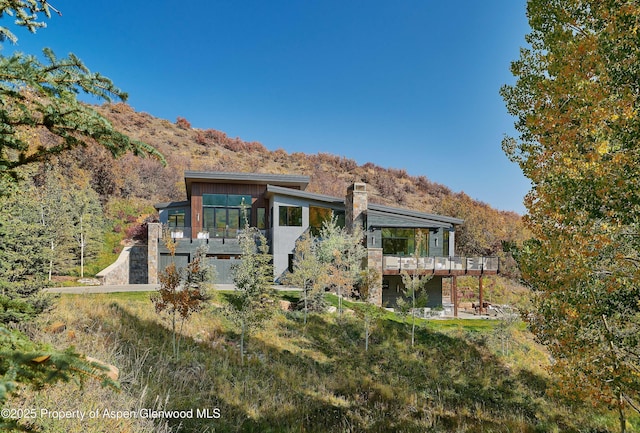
<box><xmin>368</xmin><ymin>203</ymin><xmax>464</xmax><ymax>227</ymax></box>
<box><xmin>184</xmin><ymin>171</ymin><xmax>310</xmax><ymax>199</ymax></box>
<box><xmin>265</xmin><ymin>185</ymin><xmax>345</xmax><ymax>208</ymax></box>
<box><xmin>154</xmin><ymin>200</ymin><xmax>190</xmax><ymax>210</ymax></box>
<box><xmin>266</xmin><ymin>185</ymin><xmax>464</xmax><ymax>228</ymax></box>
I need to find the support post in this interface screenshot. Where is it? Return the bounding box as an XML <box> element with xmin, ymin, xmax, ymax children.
<box><xmin>478</xmin><ymin>276</ymin><xmax>484</xmax><ymax>315</ymax></box>
<box><xmin>452</xmin><ymin>276</ymin><xmax>458</xmax><ymax>318</ymax></box>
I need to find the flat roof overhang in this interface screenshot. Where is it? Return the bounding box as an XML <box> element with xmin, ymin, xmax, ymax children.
<box><xmin>184</xmin><ymin>171</ymin><xmax>310</xmax><ymax>199</ymax></box>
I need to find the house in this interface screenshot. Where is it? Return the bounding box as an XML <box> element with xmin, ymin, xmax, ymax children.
<box><xmin>149</xmin><ymin>171</ymin><xmax>499</xmax><ymax>309</ymax></box>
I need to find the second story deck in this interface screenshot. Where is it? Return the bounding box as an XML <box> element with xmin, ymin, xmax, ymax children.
<box><xmin>382</xmin><ymin>256</ymin><xmax>499</xmax><ymax>276</ymax></box>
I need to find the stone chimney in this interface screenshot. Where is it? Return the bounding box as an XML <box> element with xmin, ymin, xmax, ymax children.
<box><xmin>346</xmin><ymin>182</ymin><xmax>367</xmax><ymax>233</ymax></box>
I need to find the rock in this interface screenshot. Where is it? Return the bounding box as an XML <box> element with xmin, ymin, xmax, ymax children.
<box><xmin>279</xmin><ymin>300</ymin><xmax>291</xmax><ymax>311</ymax></box>
<box><xmin>77</xmin><ymin>278</ymin><xmax>101</xmax><ymax>286</ymax></box>
<box><xmin>46</xmin><ymin>322</ymin><xmax>66</xmax><ymax>334</ymax></box>
<box><xmin>327</xmin><ymin>306</ymin><xmax>337</xmax><ymax>314</ymax></box>
<box><xmin>86</xmin><ymin>356</ymin><xmax>119</xmax><ymax>381</ymax></box>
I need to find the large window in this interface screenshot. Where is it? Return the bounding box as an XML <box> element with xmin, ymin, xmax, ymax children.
<box><xmin>279</xmin><ymin>206</ymin><xmax>302</xmax><ymax>226</ymax></box>
<box><xmin>382</xmin><ymin>228</ymin><xmax>429</xmax><ymax>256</ymax></box>
<box><xmin>309</xmin><ymin>206</ymin><xmax>345</xmax><ymax>235</ymax></box>
<box><xmin>203</xmin><ymin>194</ymin><xmax>252</xmax><ymax>237</ymax></box>
<box><xmin>443</xmin><ymin>230</ymin><xmax>450</xmax><ymax>256</ymax></box>
<box><xmin>257</xmin><ymin>207</ymin><xmax>266</xmax><ymax>229</ymax></box>
<box><xmin>168</xmin><ymin>209</ymin><xmax>186</xmax><ymax>227</ymax></box>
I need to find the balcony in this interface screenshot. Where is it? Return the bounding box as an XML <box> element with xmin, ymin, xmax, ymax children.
<box><xmin>382</xmin><ymin>256</ymin><xmax>499</xmax><ymax>276</ymax></box>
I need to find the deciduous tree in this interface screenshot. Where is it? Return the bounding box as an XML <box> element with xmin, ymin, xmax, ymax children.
<box><xmin>315</xmin><ymin>217</ymin><xmax>366</xmax><ymax>316</ymax></box>
<box><xmin>229</xmin><ymin>224</ymin><xmax>276</xmax><ymax>365</ymax></box>
<box><xmin>152</xmin><ymin>240</ymin><xmax>212</xmax><ymax>360</ymax></box>
<box><xmin>501</xmin><ymin>2</ymin><xmax>640</xmax><ymax>430</ymax></box>
<box><xmin>284</xmin><ymin>231</ymin><xmax>327</xmax><ymax>325</ymax></box>
<box><xmin>398</xmin><ymin>230</ymin><xmax>430</xmax><ymax>347</ymax></box>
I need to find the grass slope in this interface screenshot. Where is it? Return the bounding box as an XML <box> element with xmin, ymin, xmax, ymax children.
<box><xmin>9</xmin><ymin>292</ymin><xmax>627</xmax><ymax>433</ymax></box>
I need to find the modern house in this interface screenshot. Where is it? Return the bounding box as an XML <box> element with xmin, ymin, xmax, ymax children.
<box><xmin>149</xmin><ymin>171</ymin><xmax>499</xmax><ymax>309</ymax></box>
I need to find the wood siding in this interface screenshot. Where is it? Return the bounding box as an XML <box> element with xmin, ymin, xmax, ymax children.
<box><xmin>190</xmin><ymin>182</ymin><xmax>271</xmax><ymax>237</ymax></box>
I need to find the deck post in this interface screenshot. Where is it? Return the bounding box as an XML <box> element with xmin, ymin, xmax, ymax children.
<box><xmin>452</xmin><ymin>276</ymin><xmax>458</xmax><ymax>318</ymax></box>
<box><xmin>478</xmin><ymin>276</ymin><xmax>484</xmax><ymax>315</ymax></box>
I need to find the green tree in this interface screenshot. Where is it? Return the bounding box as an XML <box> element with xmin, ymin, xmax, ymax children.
<box><xmin>0</xmin><ymin>1</ymin><xmax>163</xmax><ymax>184</ymax></box>
<box><xmin>0</xmin><ymin>1</ymin><xmax>162</xmax><ymax>412</ymax></box>
<box><xmin>0</xmin><ymin>181</ymin><xmax>51</xmax><ymax>323</ymax></box>
<box><xmin>501</xmin><ymin>2</ymin><xmax>640</xmax><ymax>430</ymax></box>
<box><xmin>315</xmin><ymin>216</ymin><xmax>366</xmax><ymax>316</ymax></box>
<box><xmin>229</xmin><ymin>225</ymin><xmax>276</xmax><ymax>365</ymax></box>
<box><xmin>284</xmin><ymin>231</ymin><xmax>327</xmax><ymax>325</ymax></box>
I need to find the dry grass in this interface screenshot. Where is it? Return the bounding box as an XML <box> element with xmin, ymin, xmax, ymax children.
<box><xmin>6</xmin><ymin>291</ymin><xmax>626</xmax><ymax>433</ymax></box>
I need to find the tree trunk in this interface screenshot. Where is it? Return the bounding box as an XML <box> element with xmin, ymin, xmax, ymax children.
<box><xmin>80</xmin><ymin>214</ymin><xmax>85</xmax><ymax>278</ymax></box>
<box><xmin>240</xmin><ymin>320</ymin><xmax>246</xmax><ymax>366</ymax></box>
<box><xmin>304</xmin><ymin>284</ymin><xmax>308</xmax><ymax>325</ymax></box>
<box><xmin>619</xmin><ymin>392</ymin><xmax>626</xmax><ymax>433</ymax></box>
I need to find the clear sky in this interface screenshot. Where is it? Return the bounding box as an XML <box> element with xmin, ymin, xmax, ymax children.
<box><xmin>8</xmin><ymin>1</ymin><xmax>531</xmax><ymax>214</ymax></box>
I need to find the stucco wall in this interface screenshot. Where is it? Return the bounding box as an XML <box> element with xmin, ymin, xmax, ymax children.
<box><xmin>270</xmin><ymin>195</ymin><xmax>310</xmax><ymax>281</ymax></box>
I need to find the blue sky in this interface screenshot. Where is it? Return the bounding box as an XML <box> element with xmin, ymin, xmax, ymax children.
<box><xmin>8</xmin><ymin>1</ymin><xmax>531</xmax><ymax>214</ymax></box>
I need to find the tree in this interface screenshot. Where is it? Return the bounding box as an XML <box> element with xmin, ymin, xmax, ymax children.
<box><xmin>315</xmin><ymin>216</ymin><xmax>366</xmax><ymax>316</ymax></box>
<box><xmin>34</xmin><ymin>166</ymin><xmax>75</xmax><ymax>280</ymax></box>
<box><xmin>229</xmin><ymin>224</ymin><xmax>276</xmax><ymax>365</ymax></box>
<box><xmin>152</xmin><ymin>239</ymin><xmax>213</xmax><ymax>360</ymax></box>
<box><xmin>353</xmin><ymin>267</ymin><xmax>384</xmax><ymax>352</ymax></box>
<box><xmin>0</xmin><ymin>180</ymin><xmax>52</xmax><ymax>323</ymax></box>
<box><xmin>501</xmin><ymin>2</ymin><xmax>640</xmax><ymax>431</ymax></box>
<box><xmin>397</xmin><ymin>230</ymin><xmax>430</xmax><ymax>347</ymax></box>
<box><xmin>284</xmin><ymin>231</ymin><xmax>328</xmax><ymax>325</ymax></box>
<box><xmin>69</xmin><ymin>187</ymin><xmax>103</xmax><ymax>278</ymax></box>
<box><xmin>0</xmin><ymin>1</ymin><xmax>164</xmax><ymax>184</ymax></box>
<box><xmin>0</xmin><ymin>1</ymin><xmax>163</xmax><ymax>410</ymax></box>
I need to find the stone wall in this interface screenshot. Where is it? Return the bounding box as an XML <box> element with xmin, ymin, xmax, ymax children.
<box><xmin>95</xmin><ymin>245</ymin><xmax>149</xmax><ymax>285</ymax></box>
<box><xmin>96</xmin><ymin>247</ymin><xmax>131</xmax><ymax>285</ymax></box>
<box><xmin>148</xmin><ymin>223</ymin><xmax>161</xmax><ymax>284</ymax></box>
<box><xmin>345</xmin><ymin>182</ymin><xmax>367</xmax><ymax>233</ymax></box>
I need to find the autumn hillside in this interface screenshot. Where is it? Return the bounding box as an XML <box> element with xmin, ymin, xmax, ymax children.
<box><xmin>71</xmin><ymin>103</ymin><xmax>525</xmax><ymax>261</ymax></box>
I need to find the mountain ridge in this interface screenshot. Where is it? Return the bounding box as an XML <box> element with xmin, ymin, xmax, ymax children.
<box><xmin>86</xmin><ymin>102</ymin><xmax>527</xmax><ymax>258</ymax></box>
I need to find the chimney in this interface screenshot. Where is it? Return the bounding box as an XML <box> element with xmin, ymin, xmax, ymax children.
<box><xmin>346</xmin><ymin>182</ymin><xmax>367</xmax><ymax>233</ymax></box>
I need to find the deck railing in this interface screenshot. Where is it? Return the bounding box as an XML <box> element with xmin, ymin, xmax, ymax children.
<box><xmin>163</xmin><ymin>227</ymin><xmax>270</xmax><ymax>241</ymax></box>
<box><xmin>382</xmin><ymin>256</ymin><xmax>499</xmax><ymax>274</ymax></box>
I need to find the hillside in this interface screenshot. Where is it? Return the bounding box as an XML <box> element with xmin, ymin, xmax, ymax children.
<box><xmin>80</xmin><ymin>103</ymin><xmax>527</xmax><ymax>260</ymax></box>
<box><xmin>8</xmin><ymin>291</ymin><xmax>622</xmax><ymax>433</ymax></box>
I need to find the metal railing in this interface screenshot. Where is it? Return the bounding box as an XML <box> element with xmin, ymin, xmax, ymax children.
<box><xmin>382</xmin><ymin>256</ymin><xmax>499</xmax><ymax>274</ymax></box>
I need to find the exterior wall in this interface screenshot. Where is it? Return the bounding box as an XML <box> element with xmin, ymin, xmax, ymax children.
<box><xmin>270</xmin><ymin>195</ymin><xmax>310</xmax><ymax>281</ymax></box>
<box><xmin>382</xmin><ymin>275</ymin><xmax>443</xmax><ymax>308</ymax></box>
<box><xmin>448</xmin><ymin>229</ymin><xmax>455</xmax><ymax>257</ymax></box>
<box><xmin>429</xmin><ymin>228</ymin><xmax>445</xmax><ymax>257</ymax></box>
